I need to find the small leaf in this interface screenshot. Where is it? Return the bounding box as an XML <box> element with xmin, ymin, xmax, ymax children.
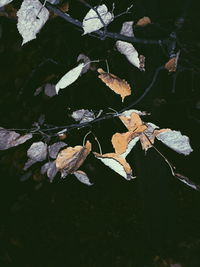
<box><xmin>44</xmin><ymin>83</ymin><xmax>57</xmax><ymax>97</ymax></box>
<box><xmin>136</xmin><ymin>16</ymin><xmax>151</xmax><ymax>27</ymax></box>
<box><xmin>94</xmin><ymin>152</ymin><xmax>134</xmax><ymax>180</ymax></box>
<box><xmin>55</xmin><ymin>63</ymin><xmax>84</xmax><ymax>94</ymax></box>
<box><xmin>24</xmin><ymin>141</ymin><xmax>47</xmax><ymax>170</ymax></box>
<box><xmin>74</xmin><ymin>170</ymin><xmax>93</xmax><ymax>186</ymax></box>
<box><xmin>56</xmin><ymin>140</ymin><xmax>92</xmax><ymax>177</ymax></box>
<box><xmin>77</xmin><ymin>54</ymin><xmax>91</xmax><ymax>74</ymax></box>
<box><xmin>119</xmin><ymin>112</ymin><xmax>146</xmax><ymax>131</ymax></box>
<box><xmin>165</xmin><ymin>57</ymin><xmax>177</xmax><ymax>72</ymax></box>
<box><xmin>82</xmin><ymin>4</ymin><xmax>113</xmax><ymax>35</ymax></box>
<box><xmin>41</xmin><ymin>161</ymin><xmax>58</xmax><ymax>182</ymax></box>
<box><xmin>71</xmin><ymin>109</ymin><xmax>95</xmax><ymax>123</ymax></box>
<box><xmin>0</xmin><ymin>128</ymin><xmax>32</xmax><ymax>150</ymax></box>
<box><xmin>17</xmin><ymin>0</ymin><xmax>49</xmax><ymax>45</ymax></box>
<box><xmin>156</xmin><ymin>130</ymin><xmax>193</xmax><ymax>155</ymax></box>
<box><xmin>97</xmin><ymin>68</ymin><xmax>131</xmax><ymax>102</ymax></box>
<box><xmin>48</xmin><ymin>142</ymin><xmax>67</xmax><ymax>159</ymax></box>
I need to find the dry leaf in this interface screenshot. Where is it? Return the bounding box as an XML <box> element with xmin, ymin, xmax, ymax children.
<box><xmin>0</xmin><ymin>128</ymin><xmax>32</xmax><ymax>150</ymax></box>
<box><xmin>97</xmin><ymin>68</ymin><xmax>131</xmax><ymax>102</ymax></box>
<box><xmin>71</xmin><ymin>109</ymin><xmax>95</xmax><ymax>123</ymax></box>
<box><xmin>55</xmin><ymin>63</ymin><xmax>84</xmax><ymax>94</ymax></box>
<box><xmin>24</xmin><ymin>141</ymin><xmax>47</xmax><ymax>170</ymax></box>
<box><xmin>111</xmin><ymin>131</ymin><xmax>140</xmax><ymax>155</ymax></box>
<box><xmin>41</xmin><ymin>160</ymin><xmax>58</xmax><ymax>182</ymax></box>
<box><xmin>17</xmin><ymin>0</ymin><xmax>49</xmax><ymax>45</ymax></box>
<box><xmin>56</xmin><ymin>140</ymin><xmax>91</xmax><ymax>177</ymax></box>
<box><xmin>136</xmin><ymin>16</ymin><xmax>151</xmax><ymax>27</ymax></box>
<box><xmin>94</xmin><ymin>152</ymin><xmax>133</xmax><ymax>180</ymax></box>
<box><xmin>48</xmin><ymin>142</ymin><xmax>67</xmax><ymax>159</ymax></box>
<box><xmin>119</xmin><ymin>112</ymin><xmax>146</xmax><ymax>131</ymax></box>
<box><xmin>82</xmin><ymin>4</ymin><xmax>113</xmax><ymax>35</ymax></box>
<box><xmin>116</xmin><ymin>21</ymin><xmax>145</xmax><ymax>70</ymax></box>
<box><xmin>165</xmin><ymin>57</ymin><xmax>177</xmax><ymax>72</ymax></box>
<box><xmin>74</xmin><ymin>170</ymin><xmax>93</xmax><ymax>186</ymax></box>
<box><xmin>156</xmin><ymin>130</ymin><xmax>193</xmax><ymax>155</ymax></box>
<box><xmin>44</xmin><ymin>83</ymin><xmax>57</xmax><ymax>97</ymax></box>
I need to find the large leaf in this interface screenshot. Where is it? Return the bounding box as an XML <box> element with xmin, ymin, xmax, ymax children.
<box><xmin>17</xmin><ymin>0</ymin><xmax>49</xmax><ymax>45</ymax></box>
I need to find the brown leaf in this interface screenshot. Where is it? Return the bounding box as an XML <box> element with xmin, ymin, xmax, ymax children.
<box><xmin>56</xmin><ymin>140</ymin><xmax>91</xmax><ymax>177</ymax></box>
<box><xmin>136</xmin><ymin>16</ymin><xmax>151</xmax><ymax>27</ymax></box>
<box><xmin>97</xmin><ymin>68</ymin><xmax>131</xmax><ymax>102</ymax></box>
<box><xmin>119</xmin><ymin>112</ymin><xmax>147</xmax><ymax>132</ymax></box>
<box><xmin>165</xmin><ymin>57</ymin><xmax>177</xmax><ymax>72</ymax></box>
<box><xmin>111</xmin><ymin>131</ymin><xmax>140</xmax><ymax>155</ymax></box>
<box><xmin>94</xmin><ymin>152</ymin><xmax>133</xmax><ymax>180</ymax></box>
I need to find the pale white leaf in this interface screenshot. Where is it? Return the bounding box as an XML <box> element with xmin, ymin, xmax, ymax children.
<box><xmin>156</xmin><ymin>130</ymin><xmax>193</xmax><ymax>155</ymax></box>
<box><xmin>116</xmin><ymin>21</ymin><xmax>142</xmax><ymax>69</ymax></box>
<box><xmin>74</xmin><ymin>170</ymin><xmax>93</xmax><ymax>186</ymax></box>
<box><xmin>116</xmin><ymin>41</ymin><xmax>140</xmax><ymax>68</ymax></box>
<box><xmin>55</xmin><ymin>63</ymin><xmax>84</xmax><ymax>94</ymax></box>
<box><xmin>0</xmin><ymin>128</ymin><xmax>32</xmax><ymax>150</ymax></box>
<box><xmin>0</xmin><ymin>0</ymin><xmax>13</xmax><ymax>8</ymax></box>
<box><xmin>48</xmin><ymin>142</ymin><xmax>67</xmax><ymax>159</ymax></box>
<box><xmin>17</xmin><ymin>0</ymin><xmax>49</xmax><ymax>45</ymax></box>
<box><xmin>71</xmin><ymin>109</ymin><xmax>95</xmax><ymax>123</ymax></box>
<box><xmin>82</xmin><ymin>4</ymin><xmax>114</xmax><ymax>35</ymax></box>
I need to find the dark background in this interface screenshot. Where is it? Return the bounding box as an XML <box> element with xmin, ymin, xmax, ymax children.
<box><xmin>0</xmin><ymin>0</ymin><xmax>200</xmax><ymax>266</ymax></box>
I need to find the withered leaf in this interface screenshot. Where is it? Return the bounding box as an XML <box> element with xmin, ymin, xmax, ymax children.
<box><xmin>119</xmin><ymin>112</ymin><xmax>147</xmax><ymax>132</ymax></box>
<box><xmin>94</xmin><ymin>152</ymin><xmax>134</xmax><ymax>180</ymax></box>
<box><xmin>24</xmin><ymin>141</ymin><xmax>47</xmax><ymax>170</ymax></box>
<box><xmin>156</xmin><ymin>130</ymin><xmax>193</xmax><ymax>155</ymax></box>
<box><xmin>165</xmin><ymin>57</ymin><xmax>177</xmax><ymax>72</ymax></box>
<box><xmin>48</xmin><ymin>141</ymin><xmax>67</xmax><ymax>159</ymax></box>
<box><xmin>71</xmin><ymin>109</ymin><xmax>94</xmax><ymax>123</ymax></box>
<box><xmin>41</xmin><ymin>161</ymin><xmax>58</xmax><ymax>182</ymax></box>
<box><xmin>97</xmin><ymin>68</ymin><xmax>131</xmax><ymax>102</ymax></box>
<box><xmin>56</xmin><ymin>140</ymin><xmax>92</xmax><ymax>177</ymax></box>
<box><xmin>0</xmin><ymin>128</ymin><xmax>32</xmax><ymax>150</ymax></box>
<box><xmin>136</xmin><ymin>16</ymin><xmax>151</xmax><ymax>27</ymax></box>
<box><xmin>74</xmin><ymin>170</ymin><xmax>93</xmax><ymax>186</ymax></box>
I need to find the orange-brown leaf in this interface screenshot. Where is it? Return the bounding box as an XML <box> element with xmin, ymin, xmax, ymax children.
<box><xmin>165</xmin><ymin>57</ymin><xmax>177</xmax><ymax>72</ymax></box>
<box><xmin>119</xmin><ymin>112</ymin><xmax>146</xmax><ymax>132</ymax></box>
<box><xmin>97</xmin><ymin>68</ymin><xmax>131</xmax><ymax>102</ymax></box>
<box><xmin>56</xmin><ymin>140</ymin><xmax>91</xmax><ymax>176</ymax></box>
<box><xmin>136</xmin><ymin>16</ymin><xmax>151</xmax><ymax>27</ymax></box>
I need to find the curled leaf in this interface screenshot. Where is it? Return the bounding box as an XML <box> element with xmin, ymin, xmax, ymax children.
<box><xmin>165</xmin><ymin>57</ymin><xmax>177</xmax><ymax>72</ymax></box>
<box><xmin>17</xmin><ymin>0</ymin><xmax>49</xmax><ymax>45</ymax></box>
<box><xmin>0</xmin><ymin>128</ymin><xmax>32</xmax><ymax>150</ymax></box>
<box><xmin>156</xmin><ymin>130</ymin><xmax>193</xmax><ymax>155</ymax></box>
<box><xmin>41</xmin><ymin>161</ymin><xmax>58</xmax><ymax>182</ymax></box>
<box><xmin>55</xmin><ymin>63</ymin><xmax>84</xmax><ymax>94</ymax></box>
<box><xmin>119</xmin><ymin>112</ymin><xmax>146</xmax><ymax>131</ymax></box>
<box><xmin>77</xmin><ymin>54</ymin><xmax>91</xmax><ymax>74</ymax></box>
<box><xmin>71</xmin><ymin>109</ymin><xmax>95</xmax><ymax>123</ymax></box>
<box><xmin>97</xmin><ymin>68</ymin><xmax>131</xmax><ymax>102</ymax></box>
<box><xmin>94</xmin><ymin>152</ymin><xmax>133</xmax><ymax>180</ymax></box>
<box><xmin>56</xmin><ymin>140</ymin><xmax>92</xmax><ymax>177</ymax></box>
<box><xmin>74</xmin><ymin>170</ymin><xmax>93</xmax><ymax>186</ymax></box>
<box><xmin>24</xmin><ymin>141</ymin><xmax>47</xmax><ymax>170</ymax></box>
<box><xmin>82</xmin><ymin>4</ymin><xmax>113</xmax><ymax>35</ymax></box>
<box><xmin>48</xmin><ymin>142</ymin><xmax>67</xmax><ymax>159</ymax></box>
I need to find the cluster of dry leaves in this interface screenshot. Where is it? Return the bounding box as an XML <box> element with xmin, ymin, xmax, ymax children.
<box><xmin>0</xmin><ymin>109</ymin><xmax>193</xmax><ymax>186</ymax></box>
